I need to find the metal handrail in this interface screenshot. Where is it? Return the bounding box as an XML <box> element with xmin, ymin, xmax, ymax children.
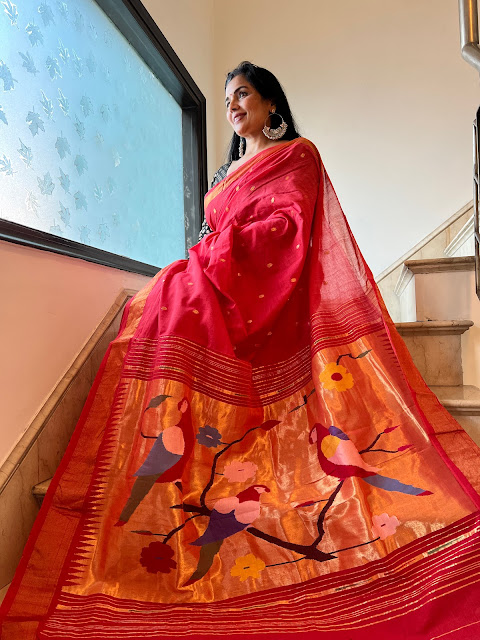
<box><xmin>459</xmin><ymin>1</ymin><xmax>480</xmax><ymax>300</ymax></box>
<box><xmin>459</xmin><ymin>0</ymin><xmax>480</xmax><ymax>71</ymax></box>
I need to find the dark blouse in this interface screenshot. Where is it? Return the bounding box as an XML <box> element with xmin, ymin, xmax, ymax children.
<box><xmin>198</xmin><ymin>163</ymin><xmax>231</xmax><ymax>241</ymax></box>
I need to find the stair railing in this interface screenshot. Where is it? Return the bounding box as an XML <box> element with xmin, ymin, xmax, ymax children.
<box><xmin>459</xmin><ymin>0</ymin><xmax>480</xmax><ymax>300</ymax></box>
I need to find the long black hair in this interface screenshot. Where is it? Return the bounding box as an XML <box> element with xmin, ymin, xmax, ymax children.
<box><xmin>224</xmin><ymin>61</ymin><xmax>300</xmax><ymax>163</ymax></box>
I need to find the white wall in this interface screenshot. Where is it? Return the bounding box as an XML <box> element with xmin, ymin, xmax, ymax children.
<box><xmin>212</xmin><ymin>0</ymin><xmax>478</xmax><ymax>277</ymax></box>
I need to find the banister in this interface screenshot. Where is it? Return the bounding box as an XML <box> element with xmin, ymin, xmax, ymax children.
<box><xmin>459</xmin><ymin>0</ymin><xmax>480</xmax><ymax>73</ymax></box>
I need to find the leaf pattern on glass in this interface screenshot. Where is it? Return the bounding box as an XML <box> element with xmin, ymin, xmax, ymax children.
<box><xmin>0</xmin><ymin>61</ymin><xmax>17</xmax><ymax>91</ymax></box>
<box><xmin>112</xmin><ymin>149</ymin><xmax>121</xmax><ymax>167</ymax></box>
<box><xmin>0</xmin><ymin>105</ymin><xmax>7</xmax><ymax>125</ymax></box>
<box><xmin>55</xmin><ymin>134</ymin><xmax>70</xmax><ymax>159</ymax></box>
<box><xmin>57</xmin><ymin>2</ymin><xmax>68</xmax><ymax>20</ymax></box>
<box><xmin>111</xmin><ymin>211</ymin><xmax>119</xmax><ymax>226</ymax></box>
<box><xmin>74</xmin><ymin>115</ymin><xmax>85</xmax><ymax>140</ymax></box>
<box><xmin>100</xmin><ymin>104</ymin><xmax>110</xmax><ymax>123</ymax></box>
<box><xmin>25</xmin><ymin>191</ymin><xmax>39</xmax><ymax>214</ymax></box>
<box><xmin>80</xmin><ymin>95</ymin><xmax>92</xmax><ymax>117</ymax></box>
<box><xmin>18</xmin><ymin>139</ymin><xmax>33</xmax><ymax>167</ymax></box>
<box><xmin>38</xmin><ymin>2</ymin><xmax>54</xmax><ymax>27</ymax></box>
<box><xmin>74</xmin><ymin>191</ymin><xmax>87</xmax><ymax>211</ymax></box>
<box><xmin>2</xmin><ymin>0</ymin><xmax>18</xmax><ymax>26</ymax></box>
<box><xmin>79</xmin><ymin>224</ymin><xmax>90</xmax><ymax>242</ymax></box>
<box><xmin>85</xmin><ymin>52</ymin><xmax>96</xmax><ymax>74</ymax></box>
<box><xmin>40</xmin><ymin>91</ymin><xmax>54</xmax><ymax>118</ymax></box>
<box><xmin>58</xmin><ymin>167</ymin><xmax>70</xmax><ymax>193</ymax></box>
<box><xmin>37</xmin><ymin>171</ymin><xmax>55</xmax><ymax>195</ymax></box>
<box><xmin>106</xmin><ymin>177</ymin><xmax>116</xmax><ymax>195</ymax></box>
<box><xmin>59</xmin><ymin>201</ymin><xmax>70</xmax><ymax>226</ymax></box>
<box><xmin>88</xmin><ymin>22</ymin><xmax>97</xmax><ymax>40</ymax></box>
<box><xmin>74</xmin><ymin>154</ymin><xmax>88</xmax><ymax>175</ymax></box>
<box><xmin>0</xmin><ymin>154</ymin><xmax>14</xmax><ymax>176</ymax></box>
<box><xmin>74</xmin><ymin>8</ymin><xmax>84</xmax><ymax>32</ymax></box>
<box><xmin>71</xmin><ymin>50</ymin><xmax>82</xmax><ymax>77</ymax></box>
<box><xmin>25</xmin><ymin>22</ymin><xmax>44</xmax><ymax>46</ymax></box>
<box><xmin>49</xmin><ymin>221</ymin><xmax>62</xmax><ymax>235</ymax></box>
<box><xmin>95</xmin><ymin>132</ymin><xmax>103</xmax><ymax>146</ymax></box>
<box><xmin>46</xmin><ymin>56</ymin><xmax>61</xmax><ymax>80</ymax></box>
<box><xmin>57</xmin><ymin>39</ymin><xmax>69</xmax><ymax>64</ymax></box>
<box><xmin>97</xmin><ymin>222</ymin><xmax>109</xmax><ymax>242</ymax></box>
<box><xmin>57</xmin><ymin>88</ymin><xmax>69</xmax><ymax>115</ymax></box>
<box><xmin>18</xmin><ymin>51</ymin><xmax>38</xmax><ymax>76</ymax></box>
<box><xmin>93</xmin><ymin>183</ymin><xmax>103</xmax><ymax>202</ymax></box>
<box><xmin>26</xmin><ymin>109</ymin><xmax>45</xmax><ymax>136</ymax></box>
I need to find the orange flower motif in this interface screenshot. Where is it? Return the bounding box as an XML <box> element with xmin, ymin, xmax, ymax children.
<box><xmin>319</xmin><ymin>363</ymin><xmax>354</xmax><ymax>391</ymax></box>
<box><xmin>371</xmin><ymin>513</ymin><xmax>400</xmax><ymax>540</ymax></box>
<box><xmin>230</xmin><ymin>553</ymin><xmax>266</xmax><ymax>582</ymax></box>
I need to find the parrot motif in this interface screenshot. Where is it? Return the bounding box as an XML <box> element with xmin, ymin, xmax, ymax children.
<box><xmin>309</xmin><ymin>424</ymin><xmax>432</xmax><ymax>496</ymax></box>
<box><xmin>116</xmin><ymin>398</ymin><xmax>194</xmax><ymax>525</ymax></box>
<box><xmin>185</xmin><ymin>485</ymin><xmax>270</xmax><ymax>585</ymax></box>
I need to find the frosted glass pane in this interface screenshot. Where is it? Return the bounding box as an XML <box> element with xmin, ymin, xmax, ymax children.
<box><xmin>0</xmin><ymin>0</ymin><xmax>185</xmax><ymax>266</ymax></box>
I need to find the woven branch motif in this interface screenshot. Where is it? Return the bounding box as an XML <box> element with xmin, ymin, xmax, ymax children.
<box><xmin>115</xmin><ymin>349</ymin><xmax>432</xmax><ymax>584</ymax></box>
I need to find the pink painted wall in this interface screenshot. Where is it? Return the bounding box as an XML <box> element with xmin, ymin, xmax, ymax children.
<box><xmin>0</xmin><ymin>240</ymin><xmax>151</xmax><ymax>466</ymax></box>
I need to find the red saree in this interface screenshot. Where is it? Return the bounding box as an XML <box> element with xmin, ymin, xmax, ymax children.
<box><xmin>2</xmin><ymin>137</ymin><xmax>480</xmax><ymax>639</ymax></box>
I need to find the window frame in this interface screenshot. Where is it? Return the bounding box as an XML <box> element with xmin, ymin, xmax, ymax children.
<box><xmin>0</xmin><ymin>0</ymin><xmax>207</xmax><ymax>277</ymax></box>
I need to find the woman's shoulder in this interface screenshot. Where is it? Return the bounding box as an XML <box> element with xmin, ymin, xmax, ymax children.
<box><xmin>293</xmin><ymin>136</ymin><xmax>320</xmax><ymax>158</ymax></box>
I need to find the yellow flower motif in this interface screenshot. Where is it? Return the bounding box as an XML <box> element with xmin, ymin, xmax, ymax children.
<box><xmin>230</xmin><ymin>553</ymin><xmax>266</xmax><ymax>582</ymax></box>
<box><xmin>319</xmin><ymin>363</ymin><xmax>354</xmax><ymax>391</ymax></box>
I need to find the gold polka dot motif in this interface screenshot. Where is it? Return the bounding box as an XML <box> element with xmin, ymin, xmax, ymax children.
<box><xmin>296</xmin><ymin>244</ymin><xmax>300</xmax><ymax>249</ymax></box>
<box><xmin>213</xmin><ymin>208</ymin><xmax>216</xmax><ymax>214</ymax></box>
<box><xmin>301</xmin><ymin>153</ymin><xmax>305</xmax><ymax>158</ymax></box>
<box><xmin>247</xmin><ymin>319</ymin><xmax>253</xmax><ymax>324</ymax></box>
<box><xmin>271</xmin><ymin>227</ymin><xmax>277</xmax><ymax>232</ymax></box>
<box><xmin>220</xmin><ymin>258</ymin><xmax>226</xmax><ymax>262</ymax></box>
<box><xmin>267</xmin><ymin>263</ymin><xmax>273</xmax><ymax>268</ymax></box>
<box><xmin>193</xmin><ymin>309</ymin><xmax>200</xmax><ymax>315</ymax></box>
<box><xmin>259</xmin><ymin>294</ymin><xmax>265</xmax><ymax>299</ymax></box>
<box><xmin>291</xmin><ymin>278</ymin><xmax>297</xmax><ymax>283</ymax></box>
<box><xmin>236</xmin><ymin>186</ymin><xmax>239</xmax><ymax>191</ymax></box>
<box><xmin>271</xmin><ymin>197</ymin><xmax>275</xmax><ymax>203</ymax></box>
<box><xmin>161</xmin><ymin>306</ymin><xmax>167</xmax><ymax>311</ymax></box>
<box><xmin>250</xmin><ymin>186</ymin><xmax>255</xmax><ymax>191</ymax></box>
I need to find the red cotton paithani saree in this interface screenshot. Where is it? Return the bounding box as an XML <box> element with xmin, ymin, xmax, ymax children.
<box><xmin>2</xmin><ymin>137</ymin><xmax>480</xmax><ymax>640</ymax></box>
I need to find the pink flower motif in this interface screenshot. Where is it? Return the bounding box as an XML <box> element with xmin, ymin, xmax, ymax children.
<box><xmin>223</xmin><ymin>460</ymin><xmax>257</xmax><ymax>483</ymax></box>
<box><xmin>371</xmin><ymin>513</ymin><xmax>400</xmax><ymax>540</ymax></box>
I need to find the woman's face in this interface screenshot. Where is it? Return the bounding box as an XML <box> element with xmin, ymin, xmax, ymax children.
<box><xmin>225</xmin><ymin>74</ymin><xmax>274</xmax><ymax>139</ymax></box>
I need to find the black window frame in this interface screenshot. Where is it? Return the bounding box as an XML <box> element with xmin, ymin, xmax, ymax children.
<box><xmin>0</xmin><ymin>0</ymin><xmax>207</xmax><ymax>277</ymax></box>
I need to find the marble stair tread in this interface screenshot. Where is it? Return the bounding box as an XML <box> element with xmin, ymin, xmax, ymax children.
<box><xmin>395</xmin><ymin>320</ymin><xmax>473</xmax><ymax>335</ymax></box>
<box><xmin>32</xmin><ymin>478</ymin><xmax>52</xmax><ymax>504</ymax></box>
<box><xmin>404</xmin><ymin>256</ymin><xmax>475</xmax><ymax>274</ymax></box>
<box><xmin>430</xmin><ymin>385</ymin><xmax>480</xmax><ymax>415</ymax></box>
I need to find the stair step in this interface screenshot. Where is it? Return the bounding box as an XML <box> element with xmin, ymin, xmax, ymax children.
<box><xmin>430</xmin><ymin>385</ymin><xmax>480</xmax><ymax>446</ymax></box>
<box><xmin>404</xmin><ymin>256</ymin><xmax>475</xmax><ymax>274</ymax></box>
<box><xmin>394</xmin><ymin>321</ymin><xmax>473</xmax><ymax>386</ymax></box>
<box><xmin>395</xmin><ymin>320</ymin><xmax>473</xmax><ymax>335</ymax></box>
<box><xmin>32</xmin><ymin>478</ymin><xmax>52</xmax><ymax>505</ymax></box>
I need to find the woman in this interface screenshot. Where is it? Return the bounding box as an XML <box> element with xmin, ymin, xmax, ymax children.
<box><xmin>1</xmin><ymin>62</ymin><xmax>480</xmax><ymax>640</ymax></box>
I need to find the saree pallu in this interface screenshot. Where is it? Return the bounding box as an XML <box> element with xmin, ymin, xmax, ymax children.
<box><xmin>2</xmin><ymin>138</ymin><xmax>480</xmax><ymax>639</ymax></box>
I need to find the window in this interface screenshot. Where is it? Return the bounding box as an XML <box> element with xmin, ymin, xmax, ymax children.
<box><xmin>0</xmin><ymin>0</ymin><xmax>207</xmax><ymax>275</ymax></box>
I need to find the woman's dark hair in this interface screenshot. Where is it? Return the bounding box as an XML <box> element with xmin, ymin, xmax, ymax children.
<box><xmin>224</xmin><ymin>61</ymin><xmax>300</xmax><ymax>162</ymax></box>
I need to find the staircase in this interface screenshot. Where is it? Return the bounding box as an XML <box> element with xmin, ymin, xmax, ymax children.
<box><xmin>394</xmin><ymin>255</ymin><xmax>480</xmax><ymax>446</ymax></box>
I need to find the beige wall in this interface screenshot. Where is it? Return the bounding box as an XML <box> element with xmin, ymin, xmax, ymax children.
<box><xmin>0</xmin><ymin>241</ymin><xmax>150</xmax><ymax>466</ymax></box>
<box><xmin>212</xmin><ymin>0</ymin><xmax>478</xmax><ymax>276</ymax></box>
